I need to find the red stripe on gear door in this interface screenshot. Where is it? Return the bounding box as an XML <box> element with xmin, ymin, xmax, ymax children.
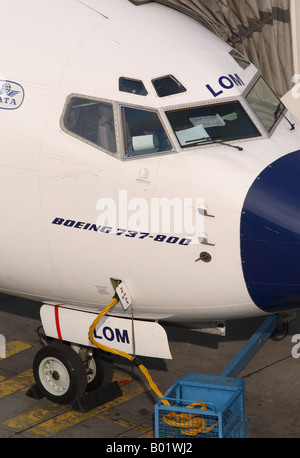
<box><xmin>55</xmin><ymin>306</ymin><xmax>63</xmax><ymax>340</ymax></box>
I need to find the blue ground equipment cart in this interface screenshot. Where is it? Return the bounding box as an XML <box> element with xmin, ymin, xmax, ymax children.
<box><xmin>155</xmin><ymin>314</ymin><xmax>287</xmax><ymax>438</ymax></box>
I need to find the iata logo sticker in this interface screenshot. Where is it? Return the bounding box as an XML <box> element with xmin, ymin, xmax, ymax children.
<box><xmin>0</xmin><ymin>80</ymin><xmax>25</xmax><ymax>110</ymax></box>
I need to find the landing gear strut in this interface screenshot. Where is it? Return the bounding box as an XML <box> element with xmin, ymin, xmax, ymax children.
<box><xmin>85</xmin><ymin>349</ymin><xmax>114</xmax><ymax>393</ymax></box>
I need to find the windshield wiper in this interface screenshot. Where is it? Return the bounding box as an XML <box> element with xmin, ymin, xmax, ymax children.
<box><xmin>186</xmin><ymin>136</ymin><xmax>243</xmax><ymax>151</ymax></box>
<box><xmin>274</xmin><ymin>102</ymin><xmax>284</xmax><ymax>121</ymax></box>
<box><xmin>274</xmin><ymin>102</ymin><xmax>295</xmax><ymax>131</ymax></box>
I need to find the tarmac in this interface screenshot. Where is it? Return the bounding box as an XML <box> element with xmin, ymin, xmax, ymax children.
<box><xmin>0</xmin><ymin>292</ymin><xmax>299</xmax><ymax>440</ymax></box>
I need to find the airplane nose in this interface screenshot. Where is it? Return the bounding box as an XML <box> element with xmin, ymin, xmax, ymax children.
<box><xmin>241</xmin><ymin>150</ymin><xmax>300</xmax><ymax>313</ymax></box>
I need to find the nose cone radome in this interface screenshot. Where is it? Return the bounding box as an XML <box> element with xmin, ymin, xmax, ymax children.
<box><xmin>241</xmin><ymin>150</ymin><xmax>300</xmax><ymax>313</ymax></box>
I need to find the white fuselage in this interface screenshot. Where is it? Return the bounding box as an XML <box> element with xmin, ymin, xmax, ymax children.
<box><xmin>1</xmin><ymin>0</ymin><xmax>300</xmax><ymax>323</ymax></box>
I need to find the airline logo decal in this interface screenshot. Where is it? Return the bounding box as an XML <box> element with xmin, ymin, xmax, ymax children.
<box><xmin>0</xmin><ymin>81</ymin><xmax>25</xmax><ymax>110</ymax></box>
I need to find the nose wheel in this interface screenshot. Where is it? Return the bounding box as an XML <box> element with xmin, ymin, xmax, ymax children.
<box><xmin>33</xmin><ymin>341</ymin><xmax>114</xmax><ymax>404</ymax></box>
<box><xmin>33</xmin><ymin>342</ymin><xmax>88</xmax><ymax>404</ymax></box>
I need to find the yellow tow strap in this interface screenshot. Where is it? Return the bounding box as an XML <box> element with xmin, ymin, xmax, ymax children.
<box><xmin>88</xmin><ymin>296</ymin><xmax>218</xmax><ymax>436</ymax></box>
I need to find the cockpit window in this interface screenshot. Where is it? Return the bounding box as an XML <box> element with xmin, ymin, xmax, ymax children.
<box><xmin>64</xmin><ymin>97</ymin><xmax>117</xmax><ymax>153</ymax></box>
<box><xmin>121</xmin><ymin>106</ymin><xmax>173</xmax><ymax>157</ymax></box>
<box><xmin>229</xmin><ymin>49</ymin><xmax>251</xmax><ymax>70</ymax></box>
<box><xmin>166</xmin><ymin>101</ymin><xmax>261</xmax><ymax>148</ymax></box>
<box><xmin>119</xmin><ymin>77</ymin><xmax>148</xmax><ymax>96</ymax></box>
<box><xmin>152</xmin><ymin>75</ymin><xmax>186</xmax><ymax>97</ymax></box>
<box><xmin>246</xmin><ymin>76</ymin><xmax>285</xmax><ymax>132</ymax></box>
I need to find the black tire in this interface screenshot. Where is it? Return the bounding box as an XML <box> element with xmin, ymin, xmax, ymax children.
<box><xmin>33</xmin><ymin>342</ymin><xmax>87</xmax><ymax>404</ymax></box>
<box><xmin>270</xmin><ymin>322</ymin><xmax>289</xmax><ymax>342</ymax></box>
<box><xmin>86</xmin><ymin>350</ymin><xmax>114</xmax><ymax>392</ymax></box>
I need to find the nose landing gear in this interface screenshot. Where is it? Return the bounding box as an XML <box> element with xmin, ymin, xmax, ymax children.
<box><xmin>32</xmin><ymin>340</ymin><xmax>114</xmax><ymax>405</ymax></box>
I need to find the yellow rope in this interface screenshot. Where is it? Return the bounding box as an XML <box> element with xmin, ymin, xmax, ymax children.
<box><xmin>88</xmin><ymin>297</ymin><xmax>168</xmax><ymax>401</ymax></box>
<box><xmin>88</xmin><ymin>296</ymin><xmax>218</xmax><ymax>436</ymax></box>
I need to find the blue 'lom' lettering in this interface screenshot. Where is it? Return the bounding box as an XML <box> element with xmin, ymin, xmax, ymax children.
<box><xmin>228</xmin><ymin>73</ymin><xmax>245</xmax><ymax>87</ymax></box>
<box><xmin>94</xmin><ymin>326</ymin><xmax>130</xmax><ymax>344</ymax></box>
<box><xmin>219</xmin><ymin>76</ymin><xmax>234</xmax><ymax>89</ymax></box>
<box><xmin>115</xmin><ymin>328</ymin><xmax>130</xmax><ymax>344</ymax></box>
<box><xmin>206</xmin><ymin>73</ymin><xmax>245</xmax><ymax>98</ymax></box>
<box><xmin>103</xmin><ymin>326</ymin><xmax>114</xmax><ymax>341</ymax></box>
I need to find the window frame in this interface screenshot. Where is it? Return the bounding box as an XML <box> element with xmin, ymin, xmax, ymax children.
<box><xmin>229</xmin><ymin>49</ymin><xmax>251</xmax><ymax>70</ymax></box>
<box><xmin>60</xmin><ymin>94</ymin><xmax>121</xmax><ymax>158</ymax></box>
<box><xmin>117</xmin><ymin>102</ymin><xmax>176</xmax><ymax>160</ymax></box>
<box><xmin>163</xmin><ymin>95</ymin><xmax>264</xmax><ymax>150</ymax></box>
<box><xmin>152</xmin><ymin>74</ymin><xmax>187</xmax><ymax>98</ymax></box>
<box><xmin>119</xmin><ymin>77</ymin><xmax>148</xmax><ymax>96</ymax></box>
<box><xmin>245</xmin><ymin>75</ymin><xmax>287</xmax><ymax>135</ymax></box>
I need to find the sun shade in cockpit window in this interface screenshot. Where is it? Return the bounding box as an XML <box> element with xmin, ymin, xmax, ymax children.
<box><xmin>121</xmin><ymin>106</ymin><xmax>173</xmax><ymax>157</ymax></box>
<box><xmin>152</xmin><ymin>75</ymin><xmax>186</xmax><ymax>97</ymax></box>
<box><xmin>119</xmin><ymin>77</ymin><xmax>148</xmax><ymax>96</ymax></box>
<box><xmin>63</xmin><ymin>97</ymin><xmax>117</xmax><ymax>153</ymax></box>
<box><xmin>166</xmin><ymin>101</ymin><xmax>261</xmax><ymax>148</ymax></box>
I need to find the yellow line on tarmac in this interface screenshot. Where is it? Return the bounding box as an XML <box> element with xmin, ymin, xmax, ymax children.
<box><xmin>0</xmin><ymin>370</ymin><xmax>34</xmax><ymax>399</ymax></box>
<box><xmin>25</xmin><ymin>407</ymin><xmax>101</xmax><ymax>438</ymax></box>
<box><xmin>0</xmin><ymin>341</ymin><xmax>32</xmax><ymax>384</ymax></box>
<box><xmin>5</xmin><ymin>341</ymin><xmax>32</xmax><ymax>358</ymax></box>
<box><xmin>0</xmin><ymin>340</ymin><xmax>32</xmax><ymax>362</ymax></box>
<box><xmin>138</xmin><ymin>429</ymin><xmax>155</xmax><ymax>438</ymax></box>
<box><xmin>98</xmin><ymin>410</ymin><xmax>154</xmax><ymax>437</ymax></box>
<box><xmin>1</xmin><ymin>400</ymin><xmax>69</xmax><ymax>431</ymax></box>
<box><xmin>24</xmin><ymin>377</ymin><xmax>152</xmax><ymax>438</ymax></box>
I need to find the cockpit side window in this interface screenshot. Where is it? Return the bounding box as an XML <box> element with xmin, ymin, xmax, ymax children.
<box><xmin>246</xmin><ymin>76</ymin><xmax>285</xmax><ymax>132</ymax></box>
<box><xmin>121</xmin><ymin>106</ymin><xmax>173</xmax><ymax>157</ymax></box>
<box><xmin>229</xmin><ymin>49</ymin><xmax>251</xmax><ymax>70</ymax></box>
<box><xmin>63</xmin><ymin>97</ymin><xmax>117</xmax><ymax>153</ymax></box>
<box><xmin>119</xmin><ymin>77</ymin><xmax>148</xmax><ymax>96</ymax></box>
<box><xmin>152</xmin><ymin>75</ymin><xmax>186</xmax><ymax>97</ymax></box>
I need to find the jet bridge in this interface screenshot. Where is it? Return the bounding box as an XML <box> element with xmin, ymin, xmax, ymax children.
<box><xmin>130</xmin><ymin>0</ymin><xmax>296</xmax><ymax>99</ymax></box>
